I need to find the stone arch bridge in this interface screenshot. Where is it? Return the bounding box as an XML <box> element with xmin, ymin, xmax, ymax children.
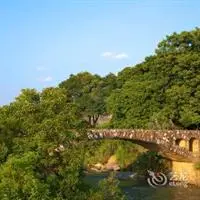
<box><xmin>87</xmin><ymin>129</ymin><xmax>200</xmax><ymax>162</ymax></box>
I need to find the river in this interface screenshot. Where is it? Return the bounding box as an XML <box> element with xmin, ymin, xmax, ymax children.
<box><xmin>84</xmin><ymin>172</ymin><xmax>200</xmax><ymax>200</ymax></box>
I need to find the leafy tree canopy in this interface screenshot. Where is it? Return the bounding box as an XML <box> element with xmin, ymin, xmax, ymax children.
<box><xmin>108</xmin><ymin>28</ymin><xmax>200</xmax><ymax>129</ymax></box>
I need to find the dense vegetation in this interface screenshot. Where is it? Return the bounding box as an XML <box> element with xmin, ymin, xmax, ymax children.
<box><xmin>108</xmin><ymin>28</ymin><xmax>200</xmax><ymax>129</ymax></box>
<box><xmin>0</xmin><ymin>28</ymin><xmax>199</xmax><ymax>199</ymax></box>
<box><xmin>0</xmin><ymin>88</ymin><xmax>126</xmax><ymax>199</ymax></box>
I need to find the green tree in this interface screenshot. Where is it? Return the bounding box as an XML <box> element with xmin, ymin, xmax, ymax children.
<box><xmin>59</xmin><ymin>72</ymin><xmax>116</xmax><ymax>127</ymax></box>
<box><xmin>88</xmin><ymin>173</ymin><xmax>126</xmax><ymax>200</ymax></box>
<box><xmin>108</xmin><ymin>28</ymin><xmax>200</xmax><ymax>129</ymax></box>
<box><xmin>0</xmin><ymin>87</ymin><xmax>89</xmax><ymax>199</ymax></box>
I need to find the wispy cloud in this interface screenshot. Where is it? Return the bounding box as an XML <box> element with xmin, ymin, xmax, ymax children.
<box><xmin>38</xmin><ymin>76</ymin><xmax>53</xmax><ymax>82</ymax></box>
<box><xmin>101</xmin><ymin>51</ymin><xmax>129</xmax><ymax>59</ymax></box>
<box><xmin>36</xmin><ymin>66</ymin><xmax>48</xmax><ymax>71</ymax></box>
<box><xmin>101</xmin><ymin>52</ymin><xmax>113</xmax><ymax>57</ymax></box>
<box><xmin>114</xmin><ymin>53</ymin><xmax>128</xmax><ymax>59</ymax></box>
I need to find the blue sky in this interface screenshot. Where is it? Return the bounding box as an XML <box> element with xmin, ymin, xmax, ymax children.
<box><xmin>0</xmin><ymin>0</ymin><xmax>200</xmax><ymax>105</ymax></box>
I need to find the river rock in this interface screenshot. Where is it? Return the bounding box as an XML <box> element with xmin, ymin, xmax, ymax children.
<box><xmin>105</xmin><ymin>155</ymin><xmax>120</xmax><ymax>171</ymax></box>
<box><xmin>94</xmin><ymin>163</ymin><xmax>104</xmax><ymax>170</ymax></box>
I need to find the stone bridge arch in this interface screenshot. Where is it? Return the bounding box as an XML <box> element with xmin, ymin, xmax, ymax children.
<box><xmin>189</xmin><ymin>138</ymin><xmax>200</xmax><ymax>153</ymax></box>
<box><xmin>175</xmin><ymin>139</ymin><xmax>188</xmax><ymax>150</ymax></box>
<box><xmin>87</xmin><ymin>129</ymin><xmax>200</xmax><ymax>162</ymax></box>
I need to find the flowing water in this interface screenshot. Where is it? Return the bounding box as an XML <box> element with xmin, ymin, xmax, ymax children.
<box><xmin>84</xmin><ymin>172</ymin><xmax>200</xmax><ymax>200</ymax></box>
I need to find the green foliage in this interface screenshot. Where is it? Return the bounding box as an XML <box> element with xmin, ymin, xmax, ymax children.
<box><xmin>88</xmin><ymin>173</ymin><xmax>127</xmax><ymax>200</ymax></box>
<box><xmin>0</xmin><ymin>88</ymin><xmax>89</xmax><ymax>199</ymax></box>
<box><xmin>132</xmin><ymin>151</ymin><xmax>170</xmax><ymax>175</ymax></box>
<box><xmin>155</xmin><ymin>27</ymin><xmax>200</xmax><ymax>54</ymax></box>
<box><xmin>108</xmin><ymin>28</ymin><xmax>200</xmax><ymax>129</ymax></box>
<box><xmin>0</xmin><ymin>152</ymin><xmax>50</xmax><ymax>200</ymax></box>
<box><xmin>59</xmin><ymin>72</ymin><xmax>117</xmax><ymax>127</ymax></box>
<box><xmin>194</xmin><ymin>162</ymin><xmax>200</xmax><ymax>170</ymax></box>
<box><xmin>84</xmin><ymin>140</ymin><xmax>118</xmax><ymax>165</ymax></box>
<box><xmin>0</xmin><ymin>86</ymin><xmax>126</xmax><ymax>199</ymax></box>
<box><xmin>115</xmin><ymin>142</ymin><xmax>141</xmax><ymax>169</ymax></box>
<box><xmin>84</xmin><ymin>140</ymin><xmax>144</xmax><ymax>169</ymax></box>
<box><xmin>0</xmin><ymin>143</ymin><xmax>8</xmax><ymax>163</ymax></box>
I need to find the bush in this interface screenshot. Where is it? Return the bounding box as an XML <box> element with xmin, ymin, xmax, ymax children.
<box><xmin>88</xmin><ymin>173</ymin><xmax>126</xmax><ymax>200</ymax></box>
<box><xmin>132</xmin><ymin>151</ymin><xmax>170</xmax><ymax>175</ymax></box>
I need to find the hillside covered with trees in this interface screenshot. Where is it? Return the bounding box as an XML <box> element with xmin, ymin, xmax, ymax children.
<box><xmin>108</xmin><ymin>28</ymin><xmax>200</xmax><ymax>129</ymax></box>
<box><xmin>0</xmin><ymin>28</ymin><xmax>200</xmax><ymax>199</ymax></box>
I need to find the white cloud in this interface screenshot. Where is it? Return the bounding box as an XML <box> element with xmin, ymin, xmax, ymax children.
<box><xmin>101</xmin><ymin>52</ymin><xmax>114</xmax><ymax>57</ymax></box>
<box><xmin>39</xmin><ymin>76</ymin><xmax>53</xmax><ymax>82</ymax></box>
<box><xmin>114</xmin><ymin>53</ymin><xmax>128</xmax><ymax>59</ymax></box>
<box><xmin>43</xmin><ymin>76</ymin><xmax>53</xmax><ymax>82</ymax></box>
<box><xmin>101</xmin><ymin>51</ymin><xmax>128</xmax><ymax>59</ymax></box>
<box><xmin>36</xmin><ymin>66</ymin><xmax>48</xmax><ymax>71</ymax></box>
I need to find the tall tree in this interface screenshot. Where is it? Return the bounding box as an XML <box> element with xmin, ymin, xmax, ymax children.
<box><xmin>59</xmin><ymin>72</ymin><xmax>112</xmax><ymax>127</ymax></box>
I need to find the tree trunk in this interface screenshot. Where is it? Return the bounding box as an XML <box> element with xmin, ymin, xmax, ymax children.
<box><xmin>88</xmin><ymin>115</ymin><xmax>92</xmax><ymax>127</ymax></box>
<box><xmin>92</xmin><ymin>115</ymin><xmax>99</xmax><ymax>127</ymax></box>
